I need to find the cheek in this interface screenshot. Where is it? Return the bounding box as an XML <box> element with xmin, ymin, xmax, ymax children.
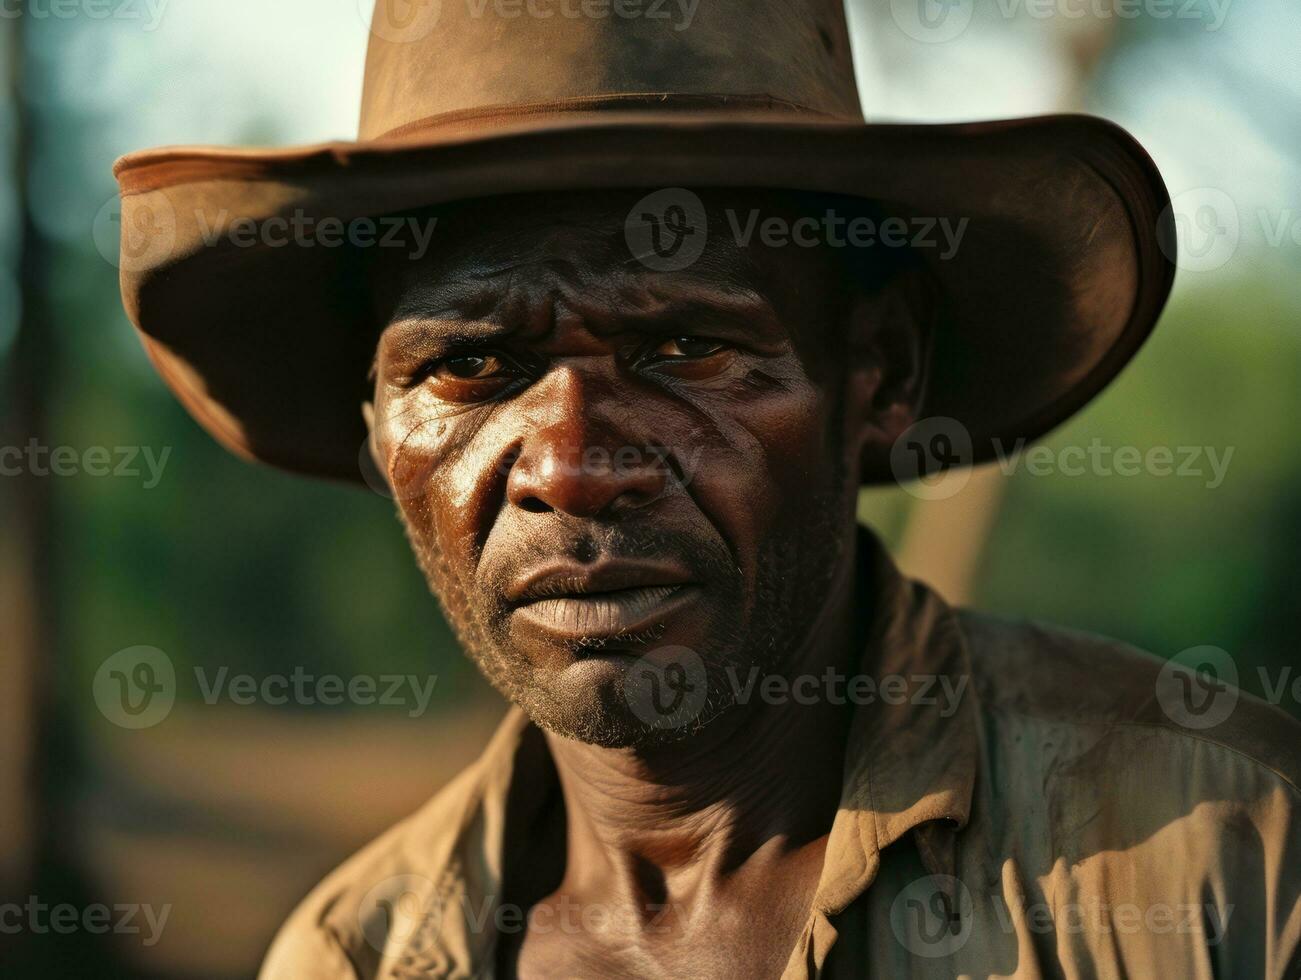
<box><xmin>674</xmin><ymin>366</ymin><xmax>838</xmax><ymax>567</ymax></box>
<box><xmin>376</xmin><ymin>389</ymin><xmax>503</xmax><ymax>567</ymax></box>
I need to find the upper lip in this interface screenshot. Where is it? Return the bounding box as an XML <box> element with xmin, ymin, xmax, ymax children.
<box><xmin>507</xmin><ymin>560</ymin><xmax>694</xmax><ymax>605</ymax></box>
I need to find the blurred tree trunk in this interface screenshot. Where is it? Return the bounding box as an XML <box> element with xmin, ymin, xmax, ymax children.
<box><xmin>3</xmin><ymin>17</ymin><xmax>134</xmax><ymax>976</ymax></box>
<box><xmin>0</xmin><ymin>7</ymin><xmax>47</xmax><ymax>905</ymax></box>
<box><xmin>1</xmin><ymin>1</ymin><xmax>66</xmax><ymax>931</ymax></box>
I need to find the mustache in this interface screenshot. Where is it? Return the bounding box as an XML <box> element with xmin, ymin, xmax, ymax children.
<box><xmin>479</xmin><ymin>520</ymin><xmax>737</xmax><ymax>605</ymax></box>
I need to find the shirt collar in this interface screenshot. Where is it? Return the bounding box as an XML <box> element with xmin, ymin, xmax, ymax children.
<box><xmin>811</xmin><ymin>528</ymin><xmax>980</xmax><ymax>914</ymax></box>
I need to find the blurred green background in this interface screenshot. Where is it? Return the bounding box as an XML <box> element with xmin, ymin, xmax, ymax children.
<box><xmin>2</xmin><ymin>0</ymin><xmax>1298</xmax><ymax>976</ymax></box>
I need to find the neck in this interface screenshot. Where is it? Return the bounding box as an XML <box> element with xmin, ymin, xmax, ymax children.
<box><xmin>542</xmin><ymin>544</ymin><xmax>860</xmax><ymax>907</ymax></box>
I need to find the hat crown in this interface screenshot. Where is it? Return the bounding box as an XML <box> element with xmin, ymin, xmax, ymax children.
<box><xmin>359</xmin><ymin>0</ymin><xmax>864</xmax><ymax>139</ymax></box>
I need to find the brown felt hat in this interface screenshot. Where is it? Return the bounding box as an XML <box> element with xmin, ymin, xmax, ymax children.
<box><xmin>113</xmin><ymin>0</ymin><xmax>1176</xmax><ymax>484</ymax></box>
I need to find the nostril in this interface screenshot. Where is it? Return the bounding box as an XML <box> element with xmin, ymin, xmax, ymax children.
<box><xmin>517</xmin><ymin>495</ymin><xmax>550</xmax><ymax>514</ymax></box>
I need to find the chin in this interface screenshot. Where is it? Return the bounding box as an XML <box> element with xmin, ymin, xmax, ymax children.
<box><xmin>509</xmin><ymin>649</ymin><xmax>738</xmax><ymax>749</ymax></box>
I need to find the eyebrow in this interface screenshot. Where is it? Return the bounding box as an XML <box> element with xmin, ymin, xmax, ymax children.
<box><xmin>374</xmin><ymin>273</ymin><xmax>782</xmax><ymax>374</ymax></box>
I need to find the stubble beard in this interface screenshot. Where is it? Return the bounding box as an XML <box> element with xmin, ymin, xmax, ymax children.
<box><xmin>391</xmin><ymin>475</ymin><xmax>853</xmax><ymax>749</ymax></box>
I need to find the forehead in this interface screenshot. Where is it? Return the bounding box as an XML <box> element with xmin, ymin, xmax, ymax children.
<box><xmin>369</xmin><ymin>189</ymin><xmax>848</xmax><ymax>331</ymax></box>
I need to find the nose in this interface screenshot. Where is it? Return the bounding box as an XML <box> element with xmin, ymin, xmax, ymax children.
<box><xmin>506</xmin><ymin>372</ymin><xmax>668</xmax><ymax>518</ymax></box>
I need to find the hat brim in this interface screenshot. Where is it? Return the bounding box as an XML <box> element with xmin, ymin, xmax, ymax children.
<box><xmin>113</xmin><ymin>111</ymin><xmax>1175</xmax><ymax>484</ymax></box>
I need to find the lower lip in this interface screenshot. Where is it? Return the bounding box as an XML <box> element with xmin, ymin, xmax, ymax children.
<box><xmin>511</xmin><ymin>585</ymin><xmax>697</xmax><ymax>641</ymax></box>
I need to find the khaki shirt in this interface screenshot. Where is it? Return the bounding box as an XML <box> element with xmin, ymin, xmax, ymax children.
<box><xmin>261</xmin><ymin>533</ymin><xmax>1301</xmax><ymax>978</ymax></box>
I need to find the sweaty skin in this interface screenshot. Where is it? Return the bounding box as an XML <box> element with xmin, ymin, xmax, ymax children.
<box><xmin>364</xmin><ymin>189</ymin><xmax>928</xmax><ymax>977</ymax></box>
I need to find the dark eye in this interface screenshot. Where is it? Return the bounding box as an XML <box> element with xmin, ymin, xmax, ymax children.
<box><xmin>652</xmin><ymin>337</ymin><xmax>726</xmax><ymax>359</ymax></box>
<box><xmin>438</xmin><ymin>353</ymin><xmax>506</xmax><ymax>380</ymax></box>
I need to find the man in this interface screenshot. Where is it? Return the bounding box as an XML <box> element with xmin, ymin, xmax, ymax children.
<box><xmin>114</xmin><ymin>0</ymin><xmax>1300</xmax><ymax>976</ymax></box>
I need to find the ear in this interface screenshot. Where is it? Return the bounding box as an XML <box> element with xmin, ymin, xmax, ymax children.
<box><xmin>843</xmin><ymin>266</ymin><xmax>935</xmax><ymax>478</ymax></box>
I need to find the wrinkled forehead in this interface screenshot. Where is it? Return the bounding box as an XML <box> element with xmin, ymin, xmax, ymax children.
<box><xmin>368</xmin><ymin>188</ymin><xmax>851</xmax><ymax>332</ymax></box>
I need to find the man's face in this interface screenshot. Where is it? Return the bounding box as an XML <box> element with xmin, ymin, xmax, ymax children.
<box><xmin>368</xmin><ymin>190</ymin><xmax>873</xmax><ymax>747</ymax></box>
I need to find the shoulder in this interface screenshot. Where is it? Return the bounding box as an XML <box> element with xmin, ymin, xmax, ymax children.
<box><xmin>957</xmin><ymin>608</ymin><xmax>1301</xmax><ymax>799</ymax></box>
<box><xmin>258</xmin><ymin>769</ymin><xmax>484</xmax><ymax>980</ymax></box>
<box><xmin>953</xmin><ymin>610</ymin><xmax>1301</xmax><ymax>975</ymax></box>
<box><xmin>258</xmin><ymin>760</ymin><xmax>487</xmax><ymax>980</ymax></box>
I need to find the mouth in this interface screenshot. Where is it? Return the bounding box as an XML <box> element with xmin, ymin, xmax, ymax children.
<box><xmin>507</xmin><ymin>561</ymin><xmax>698</xmax><ymax>641</ymax></box>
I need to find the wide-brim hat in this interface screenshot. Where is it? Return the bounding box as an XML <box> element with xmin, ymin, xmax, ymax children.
<box><xmin>113</xmin><ymin>0</ymin><xmax>1175</xmax><ymax>484</ymax></box>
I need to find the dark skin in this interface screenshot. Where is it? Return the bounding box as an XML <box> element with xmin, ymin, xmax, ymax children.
<box><xmin>364</xmin><ymin>189</ymin><xmax>929</xmax><ymax>978</ymax></box>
